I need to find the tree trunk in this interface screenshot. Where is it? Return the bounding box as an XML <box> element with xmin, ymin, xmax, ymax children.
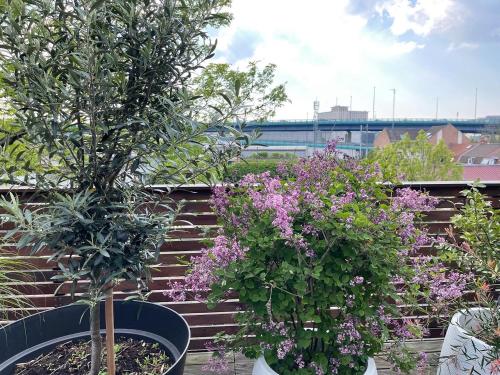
<box><xmin>89</xmin><ymin>302</ymin><xmax>102</xmax><ymax>375</ymax></box>
<box><xmin>105</xmin><ymin>289</ymin><xmax>116</xmax><ymax>375</ymax></box>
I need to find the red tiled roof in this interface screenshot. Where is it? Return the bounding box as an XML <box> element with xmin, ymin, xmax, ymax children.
<box><xmin>462</xmin><ymin>165</ymin><xmax>500</xmax><ymax>181</ymax></box>
<box><xmin>457</xmin><ymin>143</ymin><xmax>500</xmax><ymax>163</ymax></box>
<box><xmin>449</xmin><ymin>143</ymin><xmax>471</xmax><ymax>160</ymax></box>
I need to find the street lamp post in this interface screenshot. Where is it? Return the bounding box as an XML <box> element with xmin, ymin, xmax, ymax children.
<box><xmin>372</xmin><ymin>86</ymin><xmax>376</xmax><ymax>120</ymax></box>
<box><xmin>390</xmin><ymin>88</ymin><xmax>396</xmax><ymax>129</ymax></box>
<box><xmin>474</xmin><ymin>88</ymin><xmax>478</xmax><ymax>120</ymax></box>
<box><xmin>435</xmin><ymin>97</ymin><xmax>439</xmax><ymax>120</ymax></box>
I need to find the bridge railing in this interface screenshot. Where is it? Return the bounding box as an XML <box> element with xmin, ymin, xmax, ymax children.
<box><xmin>257</xmin><ymin>118</ymin><xmax>495</xmax><ymax>124</ymax></box>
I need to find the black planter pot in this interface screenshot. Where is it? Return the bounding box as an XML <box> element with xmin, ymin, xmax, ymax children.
<box><xmin>0</xmin><ymin>300</ymin><xmax>190</xmax><ymax>375</ymax></box>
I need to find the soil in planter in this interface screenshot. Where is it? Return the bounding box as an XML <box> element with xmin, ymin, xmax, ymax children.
<box><xmin>13</xmin><ymin>336</ymin><xmax>172</xmax><ymax>375</ymax></box>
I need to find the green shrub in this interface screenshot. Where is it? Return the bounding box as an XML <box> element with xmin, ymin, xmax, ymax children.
<box><xmin>224</xmin><ymin>159</ymin><xmax>283</xmax><ymax>182</ymax></box>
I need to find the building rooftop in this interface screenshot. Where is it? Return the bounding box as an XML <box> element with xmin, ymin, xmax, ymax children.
<box><xmin>384</xmin><ymin>128</ymin><xmax>421</xmax><ymax>142</ymax></box>
<box><xmin>463</xmin><ymin>165</ymin><xmax>500</xmax><ymax>181</ymax></box>
<box><xmin>457</xmin><ymin>143</ymin><xmax>500</xmax><ymax>164</ymax></box>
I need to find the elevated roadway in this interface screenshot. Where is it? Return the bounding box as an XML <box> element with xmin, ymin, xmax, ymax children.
<box><xmin>242</xmin><ymin>118</ymin><xmax>499</xmax><ymax>133</ymax></box>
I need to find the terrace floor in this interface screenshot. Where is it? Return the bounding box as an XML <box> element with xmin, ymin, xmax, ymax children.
<box><xmin>184</xmin><ymin>338</ymin><xmax>443</xmax><ymax>374</ymax></box>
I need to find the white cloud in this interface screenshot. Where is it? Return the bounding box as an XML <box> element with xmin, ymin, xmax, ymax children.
<box><xmin>376</xmin><ymin>0</ymin><xmax>454</xmax><ymax>37</ymax></box>
<box><xmin>213</xmin><ymin>0</ymin><xmax>425</xmax><ymax>119</ymax></box>
<box><xmin>447</xmin><ymin>42</ymin><xmax>479</xmax><ymax>52</ymax></box>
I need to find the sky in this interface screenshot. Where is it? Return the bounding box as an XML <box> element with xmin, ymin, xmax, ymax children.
<box><xmin>212</xmin><ymin>0</ymin><xmax>500</xmax><ymax>120</ymax></box>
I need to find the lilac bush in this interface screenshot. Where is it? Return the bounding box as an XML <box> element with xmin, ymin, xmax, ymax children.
<box><xmin>168</xmin><ymin>143</ymin><xmax>467</xmax><ymax>374</ymax></box>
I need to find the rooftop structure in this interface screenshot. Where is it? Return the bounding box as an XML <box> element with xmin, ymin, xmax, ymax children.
<box><xmin>318</xmin><ymin>105</ymin><xmax>369</xmax><ymax>121</ymax></box>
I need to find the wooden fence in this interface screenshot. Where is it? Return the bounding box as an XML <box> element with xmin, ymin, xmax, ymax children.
<box><xmin>1</xmin><ymin>182</ymin><xmax>499</xmax><ymax>351</ymax></box>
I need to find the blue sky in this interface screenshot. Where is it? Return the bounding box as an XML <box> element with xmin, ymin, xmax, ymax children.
<box><xmin>213</xmin><ymin>0</ymin><xmax>500</xmax><ymax>120</ymax></box>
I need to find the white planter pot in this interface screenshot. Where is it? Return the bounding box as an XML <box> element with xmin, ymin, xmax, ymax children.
<box><xmin>252</xmin><ymin>355</ymin><xmax>378</xmax><ymax>375</ymax></box>
<box><xmin>438</xmin><ymin>308</ymin><xmax>494</xmax><ymax>375</ymax></box>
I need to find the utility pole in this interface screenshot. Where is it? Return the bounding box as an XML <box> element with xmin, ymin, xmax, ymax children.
<box><xmin>372</xmin><ymin>86</ymin><xmax>376</xmax><ymax>120</ymax></box>
<box><xmin>359</xmin><ymin>124</ymin><xmax>362</xmax><ymax>158</ymax></box>
<box><xmin>390</xmin><ymin>88</ymin><xmax>396</xmax><ymax>129</ymax></box>
<box><xmin>474</xmin><ymin>88</ymin><xmax>478</xmax><ymax>120</ymax></box>
<box><xmin>349</xmin><ymin>96</ymin><xmax>352</xmax><ymax>120</ymax></box>
<box><xmin>435</xmin><ymin>97</ymin><xmax>439</xmax><ymax>120</ymax></box>
<box><xmin>313</xmin><ymin>100</ymin><xmax>320</xmax><ymax>150</ymax></box>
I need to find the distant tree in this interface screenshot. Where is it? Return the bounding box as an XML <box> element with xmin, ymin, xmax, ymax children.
<box><xmin>367</xmin><ymin>130</ymin><xmax>463</xmax><ymax>181</ymax></box>
<box><xmin>149</xmin><ymin>62</ymin><xmax>288</xmax><ymax>184</ymax></box>
<box><xmin>193</xmin><ymin>62</ymin><xmax>287</xmax><ymax>122</ymax></box>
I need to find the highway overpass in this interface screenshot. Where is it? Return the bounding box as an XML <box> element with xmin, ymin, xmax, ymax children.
<box><xmin>241</xmin><ymin>118</ymin><xmax>499</xmax><ymax>133</ymax></box>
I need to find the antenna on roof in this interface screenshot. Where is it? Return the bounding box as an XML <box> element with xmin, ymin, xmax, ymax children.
<box><xmin>313</xmin><ymin>99</ymin><xmax>320</xmax><ymax>150</ymax></box>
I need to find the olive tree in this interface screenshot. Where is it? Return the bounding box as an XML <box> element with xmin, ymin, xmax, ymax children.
<box><xmin>0</xmin><ymin>0</ymin><xmax>286</xmax><ymax>374</ymax></box>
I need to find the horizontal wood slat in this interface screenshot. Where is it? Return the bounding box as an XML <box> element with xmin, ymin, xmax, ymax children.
<box><xmin>1</xmin><ymin>182</ymin><xmax>499</xmax><ymax>351</ymax></box>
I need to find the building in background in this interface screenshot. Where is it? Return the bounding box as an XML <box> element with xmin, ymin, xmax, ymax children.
<box><xmin>456</xmin><ymin>143</ymin><xmax>500</xmax><ymax>165</ymax></box>
<box><xmin>318</xmin><ymin>105</ymin><xmax>368</xmax><ymax>121</ymax></box>
<box><xmin>373</xmin><ymin>124</ymin><xmax>470</xmax><ymax>156</ymax></box>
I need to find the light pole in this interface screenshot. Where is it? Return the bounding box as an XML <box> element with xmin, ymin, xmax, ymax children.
<box><xmin>474</xmin><ymin>88</ymin><xmax>478</xmax><ymax>120</ymax></box>
<box><xmin>313</xmin><ymin>100</ymin><xmax>319</xmax><ymax>150</ymax></box>
<box><xmin>372</xmin><ymin>86</ymin><xmax>376</xmax><ymax>120</ymax></box>
<box><xmin>435</xmin><ymin>97</ymin><xmax>439</xmax><ymax>120</ymax></box>
<box><xmin>349</xmin><ymin>95</ymin><xmax>353</xmax><ymax>120</ymax></box>
<box><xmin>390</xmin><ymin>88</ymin><xmax>396</xmax><ymax>129</ymax></box>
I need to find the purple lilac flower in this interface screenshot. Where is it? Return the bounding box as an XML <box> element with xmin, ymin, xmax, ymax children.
<box><xmin>277</xmin><ymin>339</ymin><xmax>295</xmax><ymax>359</ymax></box>
<box><xmin>416</xmin><ymin>352</ymin><xmax>428</xmax><ymax>375</ymax></box>
<box><xmin>262</xmin><ymin>321</ymin><xmax>288</xmax><ymax>336</ymax></box>
<box><xmin>397</xmin><ymin>211</ymin><xmax>416</xmax><ymax>242</ymax></box>
<box><xmin>411</xmin><ymin>231</ymin><xmax>431</xmax><ymax>253</ymax></box>
<box><xmin>202</xmin><ymin>342</ymin><xmax>230</xmax><ymax>374</ymax></box>
<box><xmin>377</xmin><ymin>306</ymin><xmax>391</xmax><ymax>324</ymax></box>
<box><xmin>295</xmin><ymin>354</ymin><xmax>305</xmax><ymax>369</ymax></box>
<box><xmin>305</xmin><ymin>248</ymin><xmax>316</xmax><ymax>258</ymax></box>
<box><xmin>360</xmin><ymin>189</ymin><xmax>369</xmax><ymax>199</ymax></box>
<box><xmin>329</xmin><ymin>358</ymin><xmax>339</xmax><ymax>374</ymax></box>
<box><xmin>165</xmin><ymin>235</ymin><xmax>247</xmax><ymax>302</ymax></box>
<box><xmin>302</xmin><ymin>224</ymin><xmax>319</xmax><ymax>236</ymax></box>
<box><xmin>391</xmin><ymin>188</ymin><xmax>439</xmax><ymax>211</ymax></box>
<box><xmin>391</xmin><ymin>319</ymin><xmax>428</xmax><ymax>340</ymax></box>
<box><xmin>309</xmin><ymin>362</ymin><xmax>325</xmax><ymax>375</ymax></box>
<box><xmin>373</xmin><ymin>211</ymin><xmax>389</xmax><ymax>224</ymax></box>
<box><xmin>211</xmin><ymin>185</ymin><xmax>229</xmax><ymax>216</ymax></box>
<box><xmin>276</xmin><ymin>162</ymin><xmax>289</xmax><ymax>176</ymax></box>
<box><xmin>350</xmin><ymin>276</ymin><xmax>364</xmax><ymax>286</ymax></box>
<box><xmin>435</xmin><ymin>236</ymin><xmax>446</xmax><ymax>245</ymax></box>
<box><xmin>242</xmin><ymin>173</ymin><xmax>300</xmax><ymax>239</ymax></box>
<box><xmin>346</xmin><ymin>294</ymin><xmax>355</xmax><ymax>308</ymax></box>
<box><xmin>336</xmin><ymin>316</ymin><xmax>364</xmax><ymax>356</ymax></box>
<box><xmin>429</xmin><ymin>271</ymin><xmax>470</xmax><ymax>303</ymax></box>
